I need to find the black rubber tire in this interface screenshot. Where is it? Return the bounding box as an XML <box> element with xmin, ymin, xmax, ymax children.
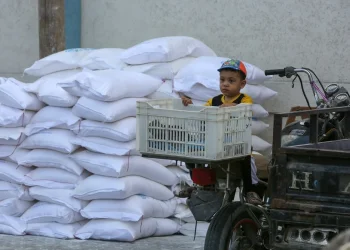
<box><xmin>204</xmin><ymin>202</ymin><xmax>261</xmax><ymax>250</ymax></box>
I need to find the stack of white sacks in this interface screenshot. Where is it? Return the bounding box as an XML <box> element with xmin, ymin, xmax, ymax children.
<box><xmin>0</xmin><ymin>78</ymin><xmax>41</xmax><ymax>236</ymax></box>
<box><xmin>0</xmin><ymin>36</ymin><xmax>217</xmax><ymax>241</ymax></box>
<box><xmin>0</xmin><ymin>36</ymin><xmax>276</xmax><ymax>240</ymax></box>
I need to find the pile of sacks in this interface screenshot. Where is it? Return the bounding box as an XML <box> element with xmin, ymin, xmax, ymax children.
<box><xmin>0</xmin><ymin>36</ymin><xmax>220</xmax><ymax>240</ymax></box>
<box><xmin>0</xmin><ymin>36</ymin><xmax>276</xmax><ymax>240</ymax></box>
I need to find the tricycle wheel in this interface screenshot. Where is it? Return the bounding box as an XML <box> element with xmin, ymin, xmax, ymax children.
<box><xmin>204</xmin><ymin>202</ymin><xmax>264</xmax><ymax>250</ymax></box>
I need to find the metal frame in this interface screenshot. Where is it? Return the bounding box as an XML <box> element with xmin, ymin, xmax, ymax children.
<box><xmin>272</xmin><ymin>106</ymin><xmax>350</xmax><ymax>158</ymax></box>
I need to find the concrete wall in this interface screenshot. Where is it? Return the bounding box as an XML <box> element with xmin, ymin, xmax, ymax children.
<box><xmin>0</xmin><ymin>0</ymin><xmax>39</xmax><ymax>82</ymax></box>
<box><xmin>82</xmin><ymin>0</ymin><xmax>350</xmax><ymax>143</ymax></box>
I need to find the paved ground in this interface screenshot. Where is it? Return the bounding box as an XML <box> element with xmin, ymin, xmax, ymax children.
<box><xmin>0</xmin><ymin>235</ymin><xmax>205</xmax><ymax>250</ymax></box>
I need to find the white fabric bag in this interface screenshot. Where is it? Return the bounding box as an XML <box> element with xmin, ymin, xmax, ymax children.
<box><xmin>18</xmin><ymin>149</ymin><xmax>83</xmax><ymax>175</ymax></box>
<box><xmin>0</xmin><ymin>160</ymin><xmax>32</xmax><ymax>184</ymax></box>
<box><xmin>174</xmin><ymin>56</ymin><xmax>271</xmax><ymax>92</ymax></box>
<box><xmin>183</xmin><ymin>84</ymin><xmax>277</xmax><ymax>104</ymax></box>
<box><xmin>75</xmin><ymin>218</ymin><xmax>157</xmax><ymax>241</ymax></box>
<box><xmin>71</xmin><ymin>137</ymin><xmax>139</xmax><ymax>156</ymax></box>
<box><xmin>0</xmin><ymin>181</ymin><xmax>33</xmax><ymax>201</ymax></box>
<box><xmin>153</xmin><ymin>218</ymin><xmax>181</xmax><ymax>236</ymax></box>
<box><xmin>0</xmin><ymin>104</ymin><xmax>35</xmax><ymax>127</ymax></box>
<box><xmin>21</xmin><ymin>202</ymin><xmax>84</xmax><ymax>224</ymax></box>
<box><xmin>0</xmin><ymin>198</ymin><xmax>34</xmax><ymax>217</ymax></box>
<box><xmin>180</xmin><ymin>222</ymin><xmax>209</xmax><ymax>237</ymax></box>
<box><xmin>124</xmin><ymin>57</ymin><xmax>195</xmax><ymax>80</ymax></box>
<box><xmin>0</xmin><ymin>78</ymin><xmax>45</xmax><ymax>111</ymax></box>
<box><xmin>79</xmin><ymin>48</ymin><xmax>126</xmax><ymax>70</ymax></box>
<box><xmin>29</xmin><ymin>186</ymin><xmax>88</xmax><ymax>212</ymax></box>
<box><xmin>24</xmin><ymin>107</ymin><xmax>81</xmax><ymax>136</ymax></box>
<box><xmin>0</xmin><ymin>215</ymin><xmax>27</xmax><ymax>236</ymax></box>
<box><xmin>167</xmin><ymin>166</ymin><xmax>193</xmax><ymax>186</ymax></box>
<box><xmin>58</xmin><ymin>70</ymin><xmax>162</xmax><ymax>102</ymax></box>
<box><xmin>146</xmin><ymin>80</ymin><xmax>180</xmax><ymax>99</ymax></box>
<box><xmin>24</xmin><ymin>48</ymin><xmax>93</xmax><ymax>76</ymax></box>
<box><xmin>24</xmin><ymin>168</ymin><xmax>89</xmax><ymax>189</ymax></box>
<box><xmin>25</xmin><ymin>70</ymin><xmax>81</xmax><ymax>107</ymax></box>
<box><xmin>72</xmin><ymin>117</ymin><xmax>136</xmax><ymax>142</ymax></box>
<box><xmin>120</xmin><ymin>36</ymin><xmax>216</xmax><ymax>64</ymax></box>
<box><xmin>0</xmin><ymin>127</ymin><xmax>25</xmax><ymax>145</ymax></box>
<box><xmin>73</xmin><ymin>175</ymin><xmax>174</xmax><ymax>201</ymax></box>
<box><xmin>252</xmin><ymin>120</ymin><xmax>269</xmax><ymax>135</ymax></box>
<box><xmin>252</xmin><ymin>135</ymin><xmax>272</xmax><ymax>152</ymax></box>
<box><xmin>20</xmin><ymin>129</ymin><xmax>79</xmax><ymax>154</ymax></box>
<box><xmin>70</xmin><ymin>151</ymin><xmax>177</xmax><ymax>186</ymax></box>
<box><xmin>175</xmin><ymin>204</ymin><xmax>195</xmax><ymax>223</ymax></box>
<box><xmin>80</xmin><ymin>196</ymin><xmax>177</xmax><ymax>221</ymax></box>
<box><xmin>26</xmin><ymin>221</ymin><xmax>86</xmax><ymax>239</ymax></box>
<box><xmin>72</xmin><ymin>97</ymin><xmax>148</xmax><ymax>122</ymax></box>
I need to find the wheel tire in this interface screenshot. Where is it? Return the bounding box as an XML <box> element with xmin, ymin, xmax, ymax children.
<box><xmin>204</xmin><ymin>202</ymin><xmax>261</xmax><ymax>250</ymax></box>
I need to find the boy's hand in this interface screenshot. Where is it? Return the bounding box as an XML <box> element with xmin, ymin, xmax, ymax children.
<box><xmin>181</xmin><ymin>96</ymin><xmax>193</xmax><ymax>106</ymax></box>
<box><xmin>220</xmin><ymin>103</ymin><xmax>237</xmax><ymax>108</ymax></box>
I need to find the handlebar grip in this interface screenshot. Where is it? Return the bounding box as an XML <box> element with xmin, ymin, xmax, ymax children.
<box><xmin>265</xmin><ymin>69</ymin><xmax>285</xmax><ymax>76</ymax></box>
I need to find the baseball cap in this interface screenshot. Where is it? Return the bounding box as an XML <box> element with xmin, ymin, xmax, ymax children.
<box><xmin>218</xmin><ymin>59</ymin><xmax>247</xmax><ymax>76</ymax></box>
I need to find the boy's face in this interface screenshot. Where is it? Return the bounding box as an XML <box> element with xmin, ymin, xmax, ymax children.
<box><xmin>219</xmin><ymin>70</ymin><xmax>247</xmax><ymax>98</ymax></box>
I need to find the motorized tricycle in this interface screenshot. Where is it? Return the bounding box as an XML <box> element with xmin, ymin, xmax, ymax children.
<box><xmin>136</xmin><ymin>67</ymin><xmax>350</xmax><ymax>250</ymax></box>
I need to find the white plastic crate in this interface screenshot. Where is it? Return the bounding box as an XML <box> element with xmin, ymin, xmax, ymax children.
<box><xmin>136</xmin><ymin>99</ymin><xmax>252</xmax><ymax>161</ymax></box>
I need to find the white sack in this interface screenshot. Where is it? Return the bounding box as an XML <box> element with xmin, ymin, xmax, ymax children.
<box><xmin>146</xmin><ymin>80</ymin><xmax>180</xmax><ymax>99</ymax></box>
<box><xmin>20</xmin><ymin>129</ymin><xmax>79</xmax><ymax>154</ymax></box>
<box><xmin>0</xmin><ymin>215</ymin><xmax>26</xmax><ymax>236</ymax></box>
<box><xmin>252</xmin><ymin>120</ymin><xmax>269</xmax><ymax>135</ymax></box>
<box><xmin>80</xmin><ymin>196</ymin><xmax>177</xmax><ymax>221</ymax></box>
<box><xmin>70</xmin><ymin>151</ymin><xmax>177</xmax><ymax>186</ymax></box>
<box><xmin>24</xmin><ymin>48</ymin><xmax>93</xmax><ymax>76</ymax></box>
<box><xmin>24</xmin><ymin>168</ymin><xmax>89</xmax><ymax>189</ymax></box>
<box><xmin>183</xmin><ymin>84</ymin><xmax>277</xmax><ymax>104</ymax></box>
<box><xmin>167</xmin><ymin>166</ymin><xmax>193</xmax><ymax>186</ymax></box>
<box><xmin>0</xmin><ymin>128</ymin><xmax>25</xmax><ymax>145</ymax></box>
<box><xmin>18</xmin><ymin>149</ymin><xmax>83</xmax><ymax>175</ymax></box>
<box><xmin>0</xmin><ymin>160</ymin><xmax>32</xmax><ymax>184</ymax></box>
<box><xmin>24</xmin><ymin>107</ymin><xmax>80</xmax><ymax>136</ymax></box>
<box><xmin>71</xmin><ymin>137</ymin><xmax>139</xmax><ymax>156</ymax></box>
<box><xmin>124</xmin><ymin>57</ymin><xmax>195</xmax><ymax>80</ymax></box>
<box><xmin>120</xmin><ymin>36</ymin><xmax>216</xmax><ymax>64</ymax></box>
<box><xmin>21</xmin><ymin>202</ymin><xmax>84</xmax><ymax>224</ymax></box>
<box><xmin>0</xmin><ymin>104</ymin><xmax>35</xmax><ymax>127</ymax></box>
<box><xmin>79</xmin><ymin>48</ymin><xmax>126</xmax><ymax>70</ymax></box>
<box><xmin>73</xmin><ymin>175</ymin><xmax>174</xmax><ymax>201</ymax></box>
<box><xmin>0</xmin><ymin>198</ymin><xmax>34</xmax><ymax>217</ymax></box>
<box><xmin>25</xmin><ymin>70</ymin><xmax>81</xmax><ymax>107</ymax></box>
<box><xmin>58</xmin><ymin>70</ymin><xmax>162</xmax><ymax>101</ymax></box>
<box><xmin>72</xmin><ymin>117</ymin><xmax>136</xmax><ymax>142</ymax></box>
<box><xmin>72</xmin><ymin>97</ymin><xmax>148</xmax><ymax>122</ymax></box>
<box><xmin>29</xmin><ymin>187</ymin><xmax>88</xmax><ymax>212</ymax></box>
<box><xmin>153</xmin><ymin>218</ymin><xmax>180</xmax><ymax>236</ymax></box>
<box><xmin>180</xmin><ymin>222</ymin><xmax>209</xmax><ymax>237</ymax></box>
<box><xmin>175</xmin><ymin>204</ymin><xmax>195</xmax><ymax>223</ymax></box>
<box><xmin>252</xmin><ymin>135</ymin><xmax>272</xmax><ymax>152</ymax></box>
<box><xmin>174</xmin><ymin>56</ymin><xmax>271</xmax><ymax>92</ymax></box>
<box><xmin>26</xmin><ymin>221</ymin><xmax>86</xmax><ymax>239</ymax></box>
<box><xmin>75</xmin><ymin>218</ymin><xmax>157</xmax><ymax>241</ymax></box>
<box><xmin>0</xmin><ymin>181</ymin><xmax>33</xmax><ymax>201</ymax></box>
<box><xmin>0</xmin><ymin>78</ymin><xmax>45</xmax><ymax>111</ymax></box>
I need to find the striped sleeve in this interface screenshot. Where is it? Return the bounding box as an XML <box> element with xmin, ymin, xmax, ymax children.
<box><xmin>204</xmin><ymin>98</ymin><xmax>213</xmax><ymax>106</ymax></box>
<box><xmin>241</xmin><ymin>95</ymin><xmax>253</xmax><ymax>104</ymax></box>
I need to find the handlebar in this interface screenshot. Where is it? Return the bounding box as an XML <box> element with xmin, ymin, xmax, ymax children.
<box><xmin>265</xmin><ymin>67</ymin><xmax>328</xmax><ymax>105</ymax></box>
<box><xmin>265</xmin><ymin>69</ymin><xmax>286</xmax><ymax>76</ymax></box>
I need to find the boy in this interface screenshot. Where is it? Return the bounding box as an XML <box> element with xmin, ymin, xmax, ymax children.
<box><xmin>180</xmin><ymin>59</ymin><xmax>262</xmax><ymax>205</ymax></box>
